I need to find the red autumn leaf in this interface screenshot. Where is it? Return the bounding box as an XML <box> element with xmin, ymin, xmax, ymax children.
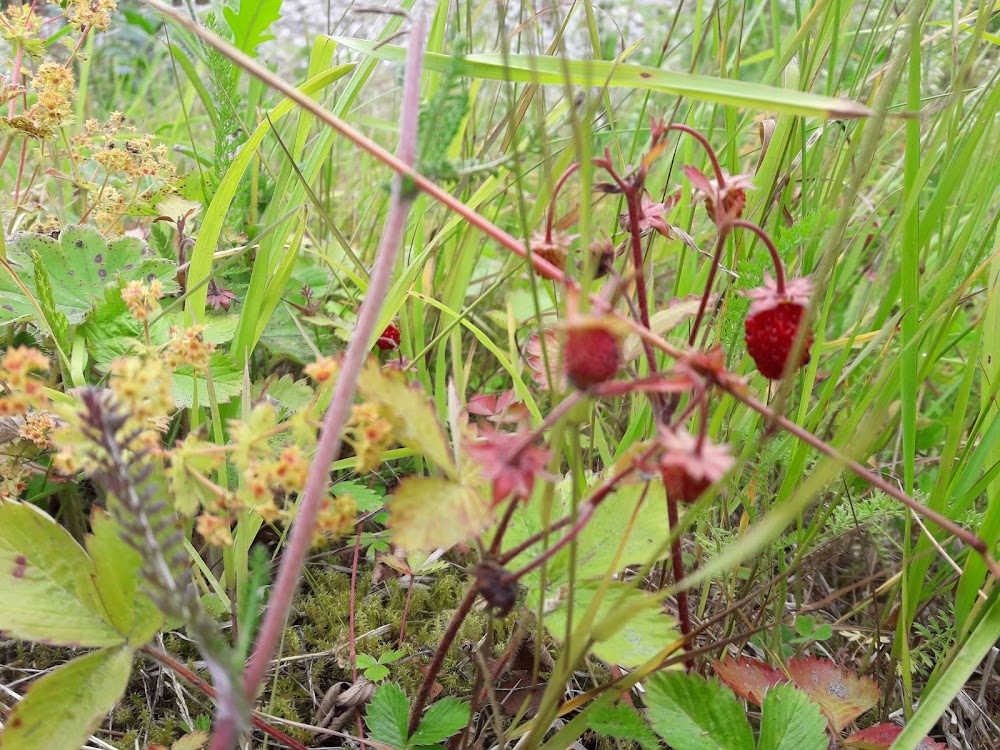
<box><xmin>712</xmin><ymin>656</ymin><xmax>788</xmax><ymax>706</ymax></box>
<box><xmin>843</xmin><ymin>723</ymin><xmax>946</xmax><ymax>750</ymax></box>
<box><xmin>786</xmin><ymin>656</ymin><xmax>879</xmax><ymax>732</ymax></box>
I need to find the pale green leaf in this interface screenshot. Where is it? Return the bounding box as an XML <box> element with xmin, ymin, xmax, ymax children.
<box><xmin>544</xmin><ymin>582</ymin><xmax>678</xmax><ymax>668</ymax></box>
<box><xmin>759</xmin><ymin>683</ymin><xmax>828</xmax><ymax>750</ymax></box>
<box><xmin>0</xmin><ymin>499</ymin><xmax>123</xmax><ymax>648</ymax></box>
<box><xmin>330</xmin><ymin>38</ymin><xmax>871</xmax><ymax>119</ymax></box>
<box><xmin>586</xmin><ymin>697</ymin><xmax>660</xmax><ymax>750</ymax></box>
<box><xmin>389</xmin><ymin>478</ymin><xmax>490</xmax><ymax>553</ymax></box>
<box><xmin>222</xmin><ymin>0</ymin><xmax>282</xmax><ymax>56</ymax></box>
<box><xmin>0</xmin><ymin>646</ymin><xmax>133</xmax><ymax>750</ymax></box>
<box><xmin>87</xmin><ymin>509</ymin><xmax>164</xmax><ymax>646</ymax></box>
<box><xmin>644</xmin><ymin>672</ymin><xmax>754</xmax><ymax>750</ymax></box>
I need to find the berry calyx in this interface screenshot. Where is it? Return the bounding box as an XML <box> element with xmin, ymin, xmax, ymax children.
<box><xmin>563</xmin><ymin>319</ymin><xmax>621</xmax><ymax>389</ymax></box>
<box><xmin>658</xmin><ymin>427</ymin><xmax>734</xmax><ymax>504</ymax></box>
<box><xmin>376</xmin><ymin>324</ymin><xmax>401</xmax><ymax>351</ymax></box>
<box><xmin>743</xmin><ymin>275</ymin><xmax>813</xmax><ymax>380</ymax></box>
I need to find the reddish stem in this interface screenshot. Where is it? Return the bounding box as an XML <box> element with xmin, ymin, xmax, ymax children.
<box><xmin>665</xmin><ymin>493</ymin><xmax>693</xmax><ymax>669</ymax></box>
<box><xmin>140</xmin><ymin>646</ymin><xmax>310</xmax><ymax>750</ymax></box>
<box><xmin>545</xmin><ymin>162</ymin><xmax>581</xmax><ymax>242</ymax></box>
<box><xmin>731</xmin><ymin>219</ymin><xmax>787</xmax><ymax>293</ymax></box>
<box><xmin>399</xmin><ymin>572</ymin><xmax>415</xmax><ymax>647</ymax></box>
<box><xmin>509</xmin><ymin>503</ymin><xmax>596</xmax><ymax>581</ymax></box>
<box><xmin>349</xmin><ymin>524</ymin><xmax>362</xmax><ymax>683</ymax></box>
<box><xmin>407</xmin><ymin>585</ymin><xmax>479</xmax><ymax>735</ymax></box>
<box><xmin>687</xmin><ymin>226</ymin><xmax>731</xmax><ymax>347</ymax></box>
<box><xmin>667</xmin><ymin>123</ymin><xmax>727</xmax><ymax>192</ymax></box>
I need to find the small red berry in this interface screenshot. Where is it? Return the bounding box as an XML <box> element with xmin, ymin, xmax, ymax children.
<box><xmin>376</xmin><ymin>324</ymin><xmax>400</xmax><ymax>351</ymax></box>
<box><xmin>743</xmin><ymin>276</ymin><xmax>813</xmax><ymax>380</ymax></box>
<box><xmin>563</xmin><ymin>319</ymin><xmax>621</xmax><ymax>389</ymax></box>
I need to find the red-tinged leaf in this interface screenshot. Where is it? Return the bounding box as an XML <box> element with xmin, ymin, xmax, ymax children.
<box><xmin>843</xmin><ymin>724</ymin><xmax>946</xmax><ymax>750</ymax></box>
<box><xmin>786</xmin><ymin>657</ymin><xmax>879</xmax><ymax>731</ymax></box>
<box><xmin>712</xmin><ymin>657</ymin><xmax>788</xmax><ymax>706</ymax></box>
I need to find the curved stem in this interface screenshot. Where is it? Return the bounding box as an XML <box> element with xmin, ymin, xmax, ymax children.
<box><xmin>731</xmin><ymin>219</ymin><xmax>786</xmax><ymax>293</ymax></box>
<box><xmin>545</xmin><ymin>162</ymin><xmax>581</xmax><ymax>242</ymax></box>
<box><xmin>687</xmin><ymin>225</ymin><xmax>731</xmax><ymax>346</ymax></box>
<box><xmin>668</xmin><ymin>123</ymin><xmax>726</xmax><ymax>190</ymax></box>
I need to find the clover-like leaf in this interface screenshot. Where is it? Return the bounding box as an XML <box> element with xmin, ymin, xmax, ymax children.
<box><xmin>713</xmin><ymin>656</ymin><xmax>788</xmax><ymax>706</ymax></box>
<box><xmin>843</xmin><ymin>723</ymin><xmax>946</xmax><ymax>750</ymax></box>
<box><xmin>787</xmin><ymin>656</ymin><xmax>879</xmax><ymax>732</ymax></box>
<box><xmin>0</xmin><ymin>225</ymin><xmax>177</xmax><ymax>326</ymax></box>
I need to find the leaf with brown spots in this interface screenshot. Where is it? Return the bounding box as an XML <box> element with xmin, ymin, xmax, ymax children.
<box><xmin>786</xmin><ymin>656</ymin><xmax>879</xmax><ymax>732</ymax></box>
<box><xmin>843</xmin><ymin>723</ymin><xmax>946</xmax><ymax>750</ymax></box>
<box><xmin>712</xmin><ymin>656</ymin><xmax>788</xmax><ymax>706</ymax></box>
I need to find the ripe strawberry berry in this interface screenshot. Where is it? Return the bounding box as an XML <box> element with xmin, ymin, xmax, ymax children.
<box><xmin>743</xmin><ymin>275</ymin><xmax>813</xmax><ymax>380</ymax></box>
<box><xmin>658</xmin><ymin>427</ymin><xmax>734</xmax><ymax>504</ymax></box>
<box><xmin>376</xmin><ymin>324</ymin><xmax>401</xmax><ymax>351</ymax></box>
<box><xmin>563</xmin><ymin>318</ymin><xmax>621</xmax><ymax>389</ymax></box>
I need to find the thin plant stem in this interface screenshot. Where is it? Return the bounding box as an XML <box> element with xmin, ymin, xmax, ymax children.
<box><xmin>667</xmin><ymin>123</ymin><xmax>727</xmax><ymax>190</ymax></box>
<box><xmin>349</xmin><ymin>524</ymin><xmax>363</xmax><ymax>683</ymax></box>
<box><xmin>724</xmin><ymin>385</ymin><xmax>1000</xmax><ymax>580</ymax></box>
<box><xmin>687</xmin><ymin>226</ymin><xmax>731</xmax><ymax>346</ymax></box>
<box><xmin>545</xmin><ymin>162</ymin><xmax>581</xmax><ymax>241</ymax></box>
<box><xmin>238</xmin><ymin>10</ymin><xmax>427</xmax><ymax>725</ymax></box>
<box><xmin>731</xmin><ymin>219</ymin><xmax>786</xmax><ymax>292</ymax></box>
<box><xmin>407</xmin><ymin>585</ymin><xmax>479</xmax><ymax>734</ymax></box>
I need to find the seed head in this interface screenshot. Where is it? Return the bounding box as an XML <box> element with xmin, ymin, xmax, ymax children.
<box><xmin>658</xmin><ymin>427</ymin><xmax>734</xmax><ymax>504</ymax></box>
<box><xmin>563</xmin><ymin>318</ymin><xmax>622</xmax><ymax>389</ymax></box>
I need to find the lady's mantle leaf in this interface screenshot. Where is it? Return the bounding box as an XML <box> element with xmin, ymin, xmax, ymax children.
<box><xmin>843</xmin><ymin>724</ymin><xmax>946</xmax><ymax>750</ymax></box>
<box><xmin>390</xmin><ymin>478</ymin><xmax>490</xmax><ymax>553</ymax></box>
<box><xmin>0</xmin><ymin>645</ymin><xmax>132</xmax><ymax>750</ymax></box>
<box><xmin>644</xmin><ymin>671</ymin><xmax>754</xmax><ymax>750</ymax></box>
<box><xmin>758</xmin><ymin>682</ymin><xmax>828</xmax><ymax>750</ymax></box>
<box><xmin>0</xmin><ymin>499</ymin><xmax>123</xmax><ymax>648</ymax></box>
<box><xmin>713</xmin><ymin>656</ymin><xmax>788</xmax><ymax>705</ymax></box>
<box><xmin>786</xmin><ymin>656</ymin><xmax>879</xmax><ymax>731</ymax></box>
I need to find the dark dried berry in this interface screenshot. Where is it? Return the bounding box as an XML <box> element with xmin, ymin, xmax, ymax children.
<box><xmin>475</xmin><ymin>561</ymin><xmax>519</xmax><ymax>616</ymax></box>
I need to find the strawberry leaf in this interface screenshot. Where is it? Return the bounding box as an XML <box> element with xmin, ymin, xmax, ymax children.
<box><xmin>787</xmin><ymin>656</ymin><xmax>879</xmax><ymax>731</ymax></box>
<box><xmin>410</xmin><ymin>698</ymin><xmax>470</xmax><ymax>746</ymax></box>
<box><xmin>644</xmin><ymin>671</ymin><xmax>755</xmax><ymax>750</ymax></box>
<box><xmin>713</xmin><ymin>656</ymin><xmax>788</xmax><ymax>706</ymax></box>
<box><xmin>843</xmin><ymin>723</ymin><xmax>947</xmax><ymax>750</ymax></box>
<box><xmin>364</xmin><ymin>683</ymin><xmax>409</xmax><ymax>750</ymax></box>
<box><xmin>758</xmin><ymin>682</ymin><xmax>828</xmax><ymax>750</ymax></box>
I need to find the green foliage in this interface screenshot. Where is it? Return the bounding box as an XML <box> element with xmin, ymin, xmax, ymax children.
<box><xmin>365</xmin><ymin>683</ymin><xmax>470</xmax><ymax>750</ymax></box>
<box><xmin>222</xmin><ymin>0</ymin><xmax>283</xmax><ymax>58</ymax></box>
<box><xmin>587</xmin><ymin>697</ymin><xmax>660</xmax><ymax>750</ymax></box>
<box><xmin>356</xmin><ymin>649</ymin><xmax>403</xmax><ymax>682</ymax></box>
<box><xmin>644</xmin><ymin>671</ymin><xmax>755</xmax><ymax>750</ymax></box>
<box><xmin>758</xmin><ymin>682</ymin><xmax>828</xmax><ymax>750</ymax></box>
<box><xmin>416</xmin><ymin>41</ymin><xmax>470</xmax><ymax>181</ymax></box>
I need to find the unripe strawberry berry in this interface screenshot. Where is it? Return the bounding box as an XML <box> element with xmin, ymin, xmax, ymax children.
<box><xmin>743</xmin><ymin>275</ymin><xmax>813</xmax><ymax>380</ymax></box>
<box><xmin>376</xmin><ymin>324</ymin><xmax>400</xmax><ymax>351</ymax></box>
<box><xmin>659</xmin><ymin>427</ymin><xmax>734</xmax><ymax>504</ymax></box>
<box><xmin>563</xmin><ymin>320</ymin><xmax>621</xmax><ymax>389</ymax></box>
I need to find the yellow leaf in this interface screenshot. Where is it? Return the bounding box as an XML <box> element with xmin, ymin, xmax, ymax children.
<box><xmin>390</xmin><ymin>478</ymin><xmax>490</xmax><ymax>553</ymax></box>
<box><xmin>357</xmin><ymin>359</ymin><xmax>456</xmax><ymax>476</ymax></box>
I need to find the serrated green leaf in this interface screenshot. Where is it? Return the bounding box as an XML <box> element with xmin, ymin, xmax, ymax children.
<box><xmin>365</xmin><ymin>683</ymin><xmax>410</xmax><ymax>750</ymax></box>
<box><xmin>222</xmin><ymin>0</ymin><xmax>283</xmax><ymax>56</ymax></box>
<box><xmin>389</xmin><ymin>478</ymin><xmax>490</xmax><ymax>553</ymax></box>
<box><xmin>365</xmin><ymin>664</ymin><xmax>390</xmax><ymax>682</ymax></box>
<box><xmin>0</xmin><ymin>225</ymin><xmax>177</xmax><ymax>326</ymax></box>
<box><xmin>0</xmin><ymin>645</ymin><xmax>133</xmax><ymax>750</ymax></box>
<box><xmin>333</xmin><ymin>480</ymin><xmax>385</xmax><ymax>514</ymax></box>
<box><xmin>356</xmin><ymin>653</ymin><xmax>378</xmax><ymax>670</ymax></box>
<box><xmin>87</xmin><ymin>509</ymin><xmax>164</xmax><ymax>646</ymax></box>
<box><xmin>0</xmin><ymin>499</ymin><xmax>123</xmax><ymax>648</ymax></box>
<box><xmin>31</xmin><ymin>249</ymin><xmax>69</xmax><ymax>349</ymax></box>
<box><xmin>644</xmin><ymin>672</ymin><xmax>755</xmax><ymax>750</ymax></box>
<box><xmin>410</xmin><ymin>698</ymin><xmax>470</xmax><ymax>746</ymax></box>
<box><xmin>544</xmin><ymin>582</ymin><xmax>678</xmax><ymax>668</ymax></box>
<box><xmin>357</xmin><ymin>358</ymin><xmax>456</xmax><ymax>476</ymax></box>
<box><xmin>587</xmin><ymin>697</ymin><xmax>660</xmax><ymax>750</ymax></box>
<box><xmin>253</xmin><ymin>373</ymin><xmax>314</xmax><ymax>412</ymax></box>
<box><xmin>759</xmin><ymin>683</ymin><xmax>829</xmax><ymax>750</ymax></box>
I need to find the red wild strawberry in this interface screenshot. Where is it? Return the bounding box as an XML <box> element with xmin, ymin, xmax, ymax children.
<box><xmin>743</xmin><ymin>275</ymin><xmax>813</xmax><ymax>380</ymax></box>
<box><xmin>563</xmin><ymin>318</ymin><xmax>621</xmax><ymax>389</ymax></box>
<box><xmin>376</xmin><ymin>324</ymin><xmax>401</xmax><ymax>351</ymax></box>
<box><xmin>658</xmin><ymin>427</ymin><xmax>734</xmax><ymax>504</ymax></box>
